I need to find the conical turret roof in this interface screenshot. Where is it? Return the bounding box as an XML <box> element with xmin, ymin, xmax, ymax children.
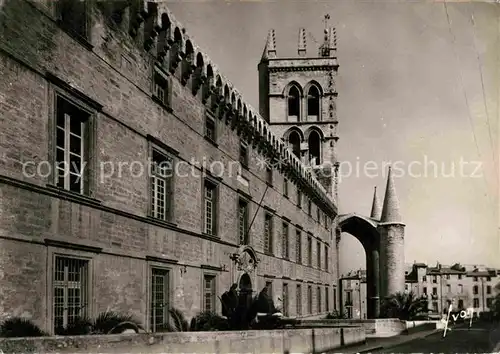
<box><xmin>370</xmin><ymin>186</ymin><xmax>382</xmax><ymax>220</ymax></box>
<box><xmin>380</xmin><ymin>167</ymin><xmax>402</xmax><ymax>223</ymax></box>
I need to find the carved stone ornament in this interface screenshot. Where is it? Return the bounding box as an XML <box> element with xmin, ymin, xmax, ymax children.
<box><xmin>237</xmin><ymin>251</ymin><xmax>256</xmax><ymax>273</ymax></box>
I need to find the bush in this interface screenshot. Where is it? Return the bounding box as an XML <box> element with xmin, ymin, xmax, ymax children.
<box><xmin>56</xmin><ymin>311</ymin><xmax>143</xmax><ymax>335</ymax></box>
<box><xmin>0</xmin><ymin>317</ymin><xmax>47</xmax><ymax>338</ymax></box>
<box><xmin>189</xmin><ymin>311</ymin><xmax>229</xmax><ymax>331</ymax></box>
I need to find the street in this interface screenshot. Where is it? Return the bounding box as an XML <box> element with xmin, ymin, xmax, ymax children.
<box><xmin>371</xmin><ymin>321</ymin><xmax>500</xmax><ymax>353</ymax></box>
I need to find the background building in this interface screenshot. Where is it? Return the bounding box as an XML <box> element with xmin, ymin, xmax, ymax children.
<box><xmin>340</xmin><ymin>262</ymin><xmax>500</xmax><ymax>319</ymax></box>
<box><xmin>0</xmin><ymin>0</ymin><xmax>339</xmax><ymax>334</ymax></box>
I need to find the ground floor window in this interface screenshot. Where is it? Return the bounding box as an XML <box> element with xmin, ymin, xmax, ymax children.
<box><xmin>151</xmin><ymin>268</ymin><xmax>170</xmax><ymax>332</ymax></box>
<box><xmin>204</xmin><ymin>274</ymin><xmax>216</xmax><ymax>312</ymax></box>
<box><xmin>53</xmin><ymin>256</ymin><xmax>89</xmax><ymax>334</ymax></box>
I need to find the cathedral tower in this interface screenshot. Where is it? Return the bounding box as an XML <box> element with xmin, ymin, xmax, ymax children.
<box><xmin>258</xmin><ymin>21</ymin><xmax>340</xmax><ymax>202</ymax></box>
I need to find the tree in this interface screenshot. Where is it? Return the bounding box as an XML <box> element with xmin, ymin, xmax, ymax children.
<box><xmin>381</xmin><ymin>291</ymin><xmax>429</xmax><ymax>320</ymax></box>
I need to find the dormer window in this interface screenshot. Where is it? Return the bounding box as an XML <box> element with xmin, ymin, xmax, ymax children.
<box><xmin>287</xmin><ymin>85</ymin><xmax>301</xmax><ymax>122</ymax></box>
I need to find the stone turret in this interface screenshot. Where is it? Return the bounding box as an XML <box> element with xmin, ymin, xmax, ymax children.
<box><xmin>261</xmin><ymin>29</ymin><xmax>276</xmax><ymax>61</ymax></box>
<box><xmin>378</xmin><ymin>167</ymin><xmax>405</xmax><ymax>298</ymax></box>
<box><xmin>370</xmin><ymin>186</ymin><xmax>382</xmax><ymax>220</ymax></box>
<box><xmin>298</xmin><ymin>28</ymin><xmax>306</xmax><ymax>57</ymax></box>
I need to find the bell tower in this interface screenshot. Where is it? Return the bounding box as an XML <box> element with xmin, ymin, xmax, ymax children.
<box><xmin>257</xmin><ymin>16</ymin><xmax>340</xmax><ymax>202</ymax></box>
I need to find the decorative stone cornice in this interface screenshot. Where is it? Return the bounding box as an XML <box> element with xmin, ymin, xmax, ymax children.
<box><xmin>268</xmin><ymin>66</ymin><xmax>338</xmax><ymax>73</ymax></box>
<box><xmin>124</xmin><ymin>1</ymin><xmax>337</xmax><ymax>215</ymax></box>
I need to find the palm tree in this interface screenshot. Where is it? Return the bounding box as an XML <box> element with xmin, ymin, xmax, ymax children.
<box><xmin>381</xmin><ymin>291</ymin><xmax>429</xmax><ymax>320</ymax></box>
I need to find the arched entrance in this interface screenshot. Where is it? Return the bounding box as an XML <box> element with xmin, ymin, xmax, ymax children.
<box><xmin>337</xmin><ymin>213</ymin><xmax>381</xmax><ymax>319</ymax></box>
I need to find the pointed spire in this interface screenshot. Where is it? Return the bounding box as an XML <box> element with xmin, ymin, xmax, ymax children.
<box><xmin>298</xmin><ymin>28</ymin><xmax>306</xmax><ymax>57</ymax></box>
<box><xmin>261</xmin><ymin>29</ymin><xmax>276</xmax><ymax>61</ymax></box>
<box><xmin>380</xmin><ymin>167</ymin><xmax>402</xmax><ymax>223</ymax></box>
<box><xmin>370</xmin><ymin>186</ymin><xmax>382</xmax><ymax>220</ymax></box>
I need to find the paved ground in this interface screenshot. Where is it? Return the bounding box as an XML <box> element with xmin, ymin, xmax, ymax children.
<box><xmin>368</xmin><ymin>321</ymin><xmax>500</xmax><ymax>353</ymax></box>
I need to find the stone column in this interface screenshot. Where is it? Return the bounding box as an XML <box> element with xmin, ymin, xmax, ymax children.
<box><xmin>365</xmin><ymin>245</ymin><xmax>380</xmax><ymax>319</ymax></box>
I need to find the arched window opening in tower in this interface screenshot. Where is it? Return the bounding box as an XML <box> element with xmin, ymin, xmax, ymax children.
<box><xmin>287</xmin><ymin>86</ymin><xmax>301</xmax><ymax>122</ymax></box>
<box><xmin>308</xmin><ymin>131</ymin><xmax>321</xmax><ymax>166</ymax></box>
<box><xmin>288</xmin><ymin>131</ymin><xmax>301</xmax><ymax>158</ymax></box>
<box><xmin>307</xmin><ymin>85</ymin><xmax>320</xmax><ymax>121</ymax></box>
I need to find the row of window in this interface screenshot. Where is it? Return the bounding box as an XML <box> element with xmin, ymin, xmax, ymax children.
<box><xmin>422</xmin><ymin>275</ymin><xmax>494</xmax><ymax>282</ymax></box>
<box><xmin>286</xmin><ymin>83</ymin><xmax>322</xmax><ymax>123</ymax></box>
<box><xmin>264</xmin><ymin>281</ymin><xmax>333</xmax><ymax>316</ymax></box>
<box><xmin>421</xmin><ymin>284</ymin><xmax>492</xmax><ymax>296</ymax></box>
<box><xmin>239</xmin><ymin>200</ymin><xmax>329</xmax><ymax>270</ymax></box>
<box><xmin>52</xmin><ymin>255</ymin><xmax>217</xmax><ymax>334</ymax></box>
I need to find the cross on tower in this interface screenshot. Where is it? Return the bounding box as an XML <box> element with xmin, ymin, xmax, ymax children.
<box><xmin>323</xmin><ymin>14</ymin><xmax>330</xmax><ymax>31</ymax></box>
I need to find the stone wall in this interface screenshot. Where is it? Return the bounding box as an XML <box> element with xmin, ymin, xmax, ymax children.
<box><xmin>0</xmin><ymin>327</ymin><xmax>366</xmax><ymax>354</ymax></box>
<box><xmin>0</xmin><ymin>0</ymin><xmax>338</xmax><ymax>333</ymax></box>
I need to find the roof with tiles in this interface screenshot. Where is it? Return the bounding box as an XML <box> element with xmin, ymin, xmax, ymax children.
<box><xmin>130</xmin><ymin>1</ymin><xmax>336</xmax><ymax>213</ymax></box>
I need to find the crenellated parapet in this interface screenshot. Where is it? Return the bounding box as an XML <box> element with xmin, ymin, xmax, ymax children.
<box><xmin>122</xmin><ymin>1</ymin><xmax>337</xmax><ymax>215</ymax></box>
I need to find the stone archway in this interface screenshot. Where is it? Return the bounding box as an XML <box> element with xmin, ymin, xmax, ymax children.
<box><xmin>337</xmin><ymin>213</ymin><xmax>381</xmax><ymax>319</ymax></box>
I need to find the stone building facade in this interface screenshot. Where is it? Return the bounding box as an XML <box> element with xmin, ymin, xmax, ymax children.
<box><xmin>0</xmin><ymin>0</ymin><xmax>339</xmax><ymax>334</ymax></box>
<box><xmin>341</xmin><ymin>263</ymin><xmax>500</xmax><ymax>319</ymax></box>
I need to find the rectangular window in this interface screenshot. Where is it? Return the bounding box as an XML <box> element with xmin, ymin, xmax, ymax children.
<box><xmin>458</xmin><ymin>284</ymin><xmax>463</xmax><ymax>293</ymax></box>
<box><xmin>446</xmin><ymin>284</ymin><xmax>451</xmax><ymax>293</ymax></box>
<box><xmin>487</xmin><ymin>276</ymin><xmax>491</xmax><ymax>282</ymax></box>
<box><xmin>203</xmin><ymin>180</ymin><xmax>217</xmax><ymax>236</ymax></box>
<box><xmin>282</xmin><ymin>222</ymin><xmax>289</xmax><ymax>259</ymax></box>
<box><xmin>296</xmin><ymin>229</ymin><xmax>302</xmax><ymax>263</ymax></box>
<box><xmin>57</xmin><ymin>0</ymin><xmax>88</xmax><ymax>39</ymax></box>
<box><xmin>264</xmin><ymin>213</ymin><xmax>273</xmax><ymax>254</ymax></box>
<box><xmin>316</xmin><ymin>206</ymin><xmax>320</xmax><ymax>221</ymax></box>
<box><xmin>432</xmin><ymin>287</ymin><xmax>437</xmax><ymax>295</ymax></box>
<box><xmin>423</xmin><ymin>287</ymin><xmax>427</xmax><ymax>295</ymax></box>
<box><xmin>239</xmin><ymin>140</ymin><xmax>248</xmax><ymax>167</ymax></box>
<box><xmin>308</xmin><ymin>286</ymin><xmax>313</xmax><ymax>314</ymax></box>
<box><xmin>296</xmin><ymin>285</ymin><xmax>302</xmax><ymax>316</ymax></box>
<box><xmin>325</xmin><ymin>287</ymin><xmax>329</xmax><ymax>312</ymax></box>
<box><xmin>53</xmin><ymin>256</ymin><xmax>89</xmax><ymax>334</ymax></box>
<box><xmin>474</xmin><ymin>277</ymin><xmax>478</xmax><ymax>282</ymax></box>
<box><xmin>238</xmin><ymin>199</ymin><xmax>249</xmax><ymax>245</ymax></box>
<box><xmin>266</xmin><ymin>167</ymin><xmax>273</xmax><ymax>185</ymax></box>
<box><xmin>308</xmin><ymin>199</ymin><xmax>312</xmax><ymax>215</ymax></box>
<box><xmin>458</xmin><ymin>299</ymin><xmax>464</xmax><ymax>309</ymax></box>
<box><xmin>55</xmin><ymin>96</ymin><xmax>91</xmax><ymax>195</ymax></box>
<box><xmin>422</xmin><ymin>276</ymin><xmax>427</xmax><ymax>282</ymax></box>
<box><xmin>153</xmin><ymin>68</ymin><xmax>170</xmax><ymax>106</ymax></box>
<box><xmin>324</xmin><ymin>245</ymin><xmax>328</xmax><ymax>271</ymax></box>
<box><xmin>282</xmin><ymin>283</ymin><xmax>289</xmax><ymax>316</ymax></box>
<box><xmin>265</xmin><ymin>281</ymin><xmax>273</xmax><ymax>297</ymax></box>
<box><xmin>317</xmin><ymin>286</ymin><xmax>321</xmax><ymax>313</ymax></box>
<box><xmin>150</xmin><ymin>148</ymin><xmax>173</xmax><ymax>221</ymax></box>
<box><xmin>433</xmin><ymin>276</ymin><xmax>437</xmax><ymax>283</ymax></box>
<box><xmin>473</xmin><ymin>285</ymin><xmax>478</xmax><ymax>295</ymax></box>
<box><xmin>487</xmin><ymin>285</ymin><xmax>492</xmax><ymax>294</ymax></box>
<box><xmin>204</xmin><ymin>275</ymin><xmax>216</xmax><ymax>313</ymax></box>
<box><xmin>432</xmin><ymin>301</ymin><xmax>438</xmax><ymax>312</ymax></box>
<box><xmin>473</xmin><ymin>298</ymin><xmax>479</xmax><ymax>308</ymax></box>
<box><xmin>283</xmin><ymin>178</ymin><xmax>288</xmax><ymax>197</ymax></box>
<box><xmin>316</xmin><ymin>240</ymin><xmax>321</xmax><ymax>268</ymax></box>
<box><xmin>333</xmin><ymin>288</ymin><xmax>337</xmax><ymax>310</ymax></box>
<box><xmin>150</xmin><ymin>268</ymin><xmax>169</xmax><ymax>332</ymax></box>
<box><xmin>487</xmin><ymin>298</ymin><xmax>494</xmax><ymax>308</ymax></box>
<box><xmin>297</xmin><ymin>189</ymin><xmax>302</xmax><ymax>208</ymax></box>
<box><xmin>205</xmin><ymin>114</ymin><xmax>216</xmax><ymax>142</ymax></box>
<box><xmin>446</xmin><ymin>274</ymin><xmax>450</xmax><ymax>280</ymax></box>
<box><xmin>458</xmin><ymin>274</ymin><xmax>462</xmax><ymax>280</ymax></box>
<box><xmin>307</xmin><ymin>236</ymin><xmax>312</xmax><ymax>266</ymax></box>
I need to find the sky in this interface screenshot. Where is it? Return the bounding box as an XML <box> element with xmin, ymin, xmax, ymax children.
<box><xmin>165</xmin><ymin>0</ymin><xmax>500</xmax><ymax>273</ymax></box>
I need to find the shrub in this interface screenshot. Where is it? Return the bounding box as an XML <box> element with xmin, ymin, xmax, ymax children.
<box><xmin>0</xmin><ymin>317</ymin><xmax>47</xmax><ymax>338</ymax></box>
<box><xmin>56</xmin><ymin>311</ymin><xmax>143</xmax><ymax>335</ymax></box>
<box><xmin>189</xmin><ymin>311</ymin><xmax>229</xmax><ymax>331</ymax></box>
